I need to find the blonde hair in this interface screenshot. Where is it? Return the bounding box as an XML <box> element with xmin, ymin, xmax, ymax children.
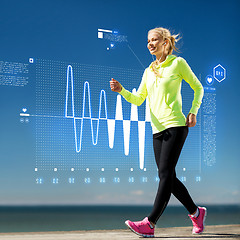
<box><xmin>148</xmin><ymin>27</ymin><xmax>181</xmax><ymax>77</ymax></box>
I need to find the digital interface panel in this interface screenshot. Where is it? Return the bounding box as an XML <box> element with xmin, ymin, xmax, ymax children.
<box><xmin>0</xmin><ymin>28</ymin><xmax>223</xmax><ymax>186</ymax></box>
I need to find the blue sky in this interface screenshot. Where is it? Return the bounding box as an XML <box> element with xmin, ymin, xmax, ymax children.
<box><xmin>0</xmin><ymin>0</ymin><xmax>239</xmax><ymax>206</ymax></box>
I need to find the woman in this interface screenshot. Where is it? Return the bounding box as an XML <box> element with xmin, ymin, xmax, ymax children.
<box><xmin>110</xmin><ymin>27</ymin><xmax>206</xmax><ymax>238</ymax></box>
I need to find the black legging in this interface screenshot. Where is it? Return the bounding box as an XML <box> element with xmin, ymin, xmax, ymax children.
<box><xmin>148</xmin><ymin>126</ymin><xmax>197</xmax><ymax>224</ymax></box>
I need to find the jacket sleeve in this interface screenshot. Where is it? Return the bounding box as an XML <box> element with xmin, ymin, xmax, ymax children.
<box><xmin>119</xmin><ymin>69</ymin><xmax>148</xmax><ymax>106</ymax></box>
<box><xmin>178</xmin><ymin>57</ymin><xmax>204</xmax><ymax>115</ymax></box>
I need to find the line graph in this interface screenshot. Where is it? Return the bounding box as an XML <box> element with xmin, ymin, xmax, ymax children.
<box><xmin>22</xmin><ymin>58</ymin><xmax>202</xmax><ymax>173</ymax></box>
<box><xmin>65</xmin><ymin>65</ymin><xmax>151</xmax><ymax>169</ymax></box>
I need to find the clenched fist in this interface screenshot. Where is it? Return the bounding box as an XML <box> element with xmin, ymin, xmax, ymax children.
<box><xmin>110</xmin><ymin>78</ymin><xmax>122</xmax><ymax>93</ymax></box>
<box><xmin>186</xmin><ymin>113</ymin><xmax>197</xmax><ymax>127</ymax></box>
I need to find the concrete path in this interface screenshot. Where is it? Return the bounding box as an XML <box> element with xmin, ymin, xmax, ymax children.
<box><xmin>0</xmin><ymin>225</ymin><xmax>239</xmax><ymax>240</ymax></box>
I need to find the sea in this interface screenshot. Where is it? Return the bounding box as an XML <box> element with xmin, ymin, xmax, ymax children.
<box><xmin>0</xmin><ymin>205</ymin><xmax>239</xmax><ymax>233</ymax></box>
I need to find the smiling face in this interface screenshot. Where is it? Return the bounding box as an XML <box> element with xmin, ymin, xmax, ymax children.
<box><xmin>147</xmin><ymin>31</ymin><xmax>167</xmax><ymax>60</ymax></box>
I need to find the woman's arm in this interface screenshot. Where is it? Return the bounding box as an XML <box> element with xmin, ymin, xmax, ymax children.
<box><xmin>110</xmin><ymin>70</ymin><xmax>148</xmax><ymax>106</ymax></box>
<box><xmin>178</xmin><ymin>57</ymin><xmax>204</xmax><ymax>116</ymax></box>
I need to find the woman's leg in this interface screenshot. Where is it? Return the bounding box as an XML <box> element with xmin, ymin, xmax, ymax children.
<box><xmin>172</xmin><ymin>176</ymin><xmax>197</xmax><ymax>214</ymax></box>
<box><xmin>148</xmin><ymin>126</ymin><xmax>197</xmax><ymax>224</ymax></box>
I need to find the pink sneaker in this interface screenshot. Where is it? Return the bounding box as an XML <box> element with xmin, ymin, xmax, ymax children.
<box><xmin>125</xmin><ymin>217</ymin><xmax>154</xmax><ymax>238</ymax></box>
<box><xmin>189</xmin><ymin>207</ymin><xmax>207</xmax><ymax>234</ymax></box>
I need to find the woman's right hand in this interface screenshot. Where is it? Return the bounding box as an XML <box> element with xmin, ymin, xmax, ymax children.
<box><xmin>110</xmin><ymin>78</ymin><xmax>122</xmax><ymax>92</ymax></box>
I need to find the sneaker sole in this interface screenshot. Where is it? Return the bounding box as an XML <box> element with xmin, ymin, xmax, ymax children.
<box><xmin>125</xmin><ymin>221</ymin><xmax>154</xmax><ymax>238</ymax></box>
<box><xmin>192</xmin><ymin>207</ymin><xmax>207</xmax><ymax>235</ymax></box>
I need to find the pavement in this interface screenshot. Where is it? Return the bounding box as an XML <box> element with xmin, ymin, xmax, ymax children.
<box><xmin>0</xmin><ymin>225</ymin><xmax>239</xmax><ymax>240</ymax></box>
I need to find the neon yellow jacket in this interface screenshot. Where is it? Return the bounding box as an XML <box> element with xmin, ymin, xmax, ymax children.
<box><xmin>119</xmin><ymin>55</ymin><xmax>204</xmax><ymax>134</ymax></box>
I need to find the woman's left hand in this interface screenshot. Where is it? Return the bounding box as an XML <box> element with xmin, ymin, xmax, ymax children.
<box><xmin>186</xmin><ymin>113</ymin><xmax>197</xmax><ymax>127</ymax></box>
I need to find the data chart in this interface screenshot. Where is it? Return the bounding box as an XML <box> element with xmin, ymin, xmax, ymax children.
<box><xmin>17</xmin><ymin>58</ymin><xmax>203</xmax><ymax>177</ymax></box>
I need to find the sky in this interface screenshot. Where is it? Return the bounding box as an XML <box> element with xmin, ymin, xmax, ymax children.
<box><xmin>0</xmin><ymin>0</ymin><xmax>239</xmax><ymax>206</ymax></box>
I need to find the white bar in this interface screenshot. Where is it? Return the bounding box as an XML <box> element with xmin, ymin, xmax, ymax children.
<box><xmin>98</xmin><ymin>32</ymin><xmax>103</xmax><ymax>39</ymax></box>
<box><xmin>20</xmin><ymin>113</ymin><xmax>30</xmax><ymax>116</ymax></box>
<box><xmin>98</xmin><ymin>28</ymin><xmax>113</xmax><ymax>33</ymax></box>
<box><xmin>123</xmin><ymin>120</ymin><xmax>130</xmax><ymax>156</ymax></box>
<box><xmin>145</xmin><ymin>97</ymin><xmax>151</xmax><ymax>122</ymax></box>
<box><xmin>107</xmin><ymin>119</ymin><xmax>115</xmax><ymax>149</ymax></box>
<box><xmin>138</xmin><ymin>121</ymin><xmax>145</xmax><ymax>170</ymax></box>
<box><xmin>115</xmin><ymin>95</ymin><xmax>123</xmax><ymax>120</ymax></box>
<box><xmin>130</xmin><ymin>89</ymin><xmax>138</xmax><ymax>121</ymax></box>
